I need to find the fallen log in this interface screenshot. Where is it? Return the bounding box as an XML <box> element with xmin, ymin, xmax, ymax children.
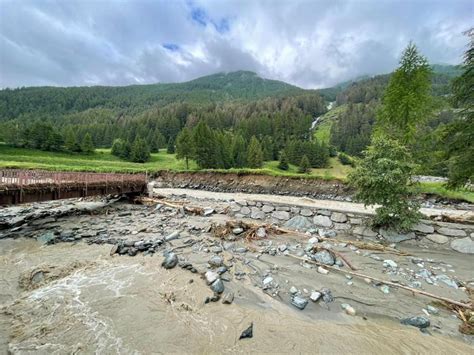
<box><xmin>287</xmin><ymin>254</ymin><xmax>473</xmax><ymax>310</ymax></box>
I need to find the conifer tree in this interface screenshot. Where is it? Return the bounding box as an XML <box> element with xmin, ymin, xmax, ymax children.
<box><xmin>377</xmin><ymin>42</ymin><xmax>432</xmax><ymax>144</ymax></box>
<box><xmin>81</xmin><ymin>133</ymin><xmax>95</xmax><ymax>154</ymax></box>
<box><xmin>130</xmin><ymin>137</ymin><xmax>150</xmax><ymax>163</ymax></box>
<box><xmin>176</xmin><ymin>128</ymin><xmax>194</xmax><ymax>169</ymax></box>
<box><xmin>278</xmin><ymin>151</ymin><xmax>289</xmax><ymax>170</ymax></box>
<box><xmin>64</xmin><ymin>128</ymin><xmax>81</xmax><ymax>152</ymax></box>
<box><xmin>246</xmin><ymin>136</ymin><xmax>263</xmax><ymax>168</ymax></box>
<box><xmin>232</xmin><ymin>134</ymin><xmax>247</xmax><ymax>168</ymax></box>
<box><xmin>298</xmin><ymin>155</ymin><xmax>311</xmax><ymax>174</ymax></box>
<box><xmin>193</xmin><ymin>121</ymin><xmax>218</xmax><ymax>169</ymax></box>
<box><xmin>166</xmin><ymin>137</ymin><xmax>175</xmax><ymax>154</ymax></box>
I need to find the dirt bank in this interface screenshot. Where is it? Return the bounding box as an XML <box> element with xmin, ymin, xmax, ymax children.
<box><xmin>153</xmin><ymin>171</ymin><xmax>352</xmax><ymax>200</ymax></box>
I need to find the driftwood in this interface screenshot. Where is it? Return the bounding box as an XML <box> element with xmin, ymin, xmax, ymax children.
<box><xmin>287</xmin><ymin>254</ymin><xmax>473</xmax><ymax>310</ymax></box>
<box><xmin>211</xmin><ymin>220</ymin><xmax>283</xmax><ymax>242</ymax></box>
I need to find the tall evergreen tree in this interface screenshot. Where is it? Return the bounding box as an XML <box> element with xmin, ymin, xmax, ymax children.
<box><xmin>444</xmin><ymin>29</ymin><xmax>474</xmax><ymax>188</ymax></box>
<box><xmin>232</xmin><ymin>134</ymin><xmax>247</xmax><ymax>168</ymax></box>
<box><xmin>175</xmin><ymin>128</ymin><xmax>194</xmax><ymax>169</ymax></box>
<box><xmin>246</xmin><ymin>136</ymin><xmax>264</xmax><ymax>168</ymax></box>
<box><xmin>166</xmin><ymin>137</ymin><xmax>175</xmax><ymax>154</ymax></box>
<box><xmin>193</xmin><ymin>121</ymin><xmax>218</xmax><ymax>169</ymax></box>
<box><xmin>130</xmin><ymin>137</ymin><xmax>150</xmax><ymax>163</ymax></box>
<box><xmin>278</xmin><ymin>151</ymin><xmax>289</xmax><ymax>170</ymax></box>
<box><xmin>64</xmin><ymin>128</ymin><xmax>81</xmax><ymax>152</ymax></box>
<box><xmin>298</xmin><ymin>155</ymin><xmax>311</xmax><ymax>174</ymax></box>
<box><xmin>377</xmin><ymin>42</ymin><xmax>432</xmax><ymax>144</ymax></box>
<box><xmin>81</xmin><ymin>133</ymin><xmax>95</xmax><ymax>154</ymax></box>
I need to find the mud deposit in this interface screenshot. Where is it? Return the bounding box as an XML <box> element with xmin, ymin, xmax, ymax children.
<box><xmin>1</xmin><ymin>195</ymin><xmax>473</xmax><ymax>354</ymax></box>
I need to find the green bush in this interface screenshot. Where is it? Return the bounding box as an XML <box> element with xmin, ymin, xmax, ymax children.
<box><xmin>338</xmin><ymin>152</ymin><xmax>353</xmax><ymax>166</ymax></box>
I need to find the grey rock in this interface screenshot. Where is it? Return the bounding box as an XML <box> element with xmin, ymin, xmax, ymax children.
<box><xmin>162</xmin><ymin>253</ymin><xmax>178</xmax><ymax>269</ymax></box>
<box><xmin>350</xmin><ymin>218</ymin><xmax>362</xmax><ymax>225</ymax></box>
<box><xmin>437</xmin><ymin>227</ymin><xmax>466</xmax><ymax>237</ymax></box>
<box><xmin>262</xmin><ymin>205</ymin><xmax>275</xmax><ymax>213</ymax></box>
<box><xmin>289</xmin><ymin>286</ymin><xmax>298</xmax><ymax>294</ymax></box>
<box><xmin>256</xmin><ymin>227</ymin><xmax>267</xmax><ymax>238</ymax></box>
<box><xmin>165</xmin><ymin>231</ymin><xmax>180</xmax><ymax>241</ymax></box>
<box><xmin>310</xmin><ymin>291</ymin><xmax>321</xmax><ymax>302</ymax></box>
<box><xmin>426</xmin><ymin>305</ymin><xmax>439</xmax><ymax>315</ymax></box>
<box><xmin>37</xmin><ymin>232</ymin><xmax>56</xmax><ymax>245</ymax></box>
<box><xmin>263</xmin><ymin>276</ymin><xmax>274</xmax><ymax>286</ymax></box>
<box><xmin>250</xmin><ymin>208</ymin><xmax>266</xmax><ymax>220</ymax></box>
<box><xmin>222</xmin><ymin>292</ymin><xmax>234</xmax><ymax>304</ymax></box>
<box><xmin>436</xmin><ymin>274</ymin><xmax>458</xmax><ymax>289</ymax></box>
<box><xmin>209</xmin><ymin>255</ymin><xmax>224</xmax><ymax>267</ymax></box>
<box><xmin>210</xmin><ymin>246</ymin><xmax>223</xmax><ymax>253</ymax></box>
<box><xmin>312</xmin><ymin>250</ymin><xmax>335</xmax><ymax>265</ymax></box>
<box><xmin>334</xmin><ymin>223</ymin><xmax>351</xmax><ymax>230</ymax></box>
<box><xmin>203</xmin><ymin>208</ymin><xmax>215</xmax><ymax>216</ymax></box>
<box><xmin>291</xmin><ymin>295</ymin><xmax>308</xmax><ymax>310</ymax></box>
<box><xmin>272</xmin><ymin>211</ymin><xmax>291</xmax><ymax>221</ymax></box>
<box><xmin>308</xmin><ymin>237</ymin><xmax>319</xmax><ymax>244</ymax></box>
<box><xmin>278</xmin><ymin>244</ymin><xmax>288</xmax><ymax>252</ymax></box>
<box><xmin>232</xmin><ymin>228</ymin><xmax>244</xmax><ymax>235</ymax></box>
<box><xmin>318</xmin><ymin>229</ymin><xmax>336</xmax><ymax>238</ymax></box>
<box><xmin>321</xmin><ymin>288</ymin><xmax>334</xmax><ymax>303</ymax></box>
<box><xmin>128</xmin><ymin>247</ymin><xmax>138</xmax><ymax>256</ymax></box>
<box><xmin>412</xmin><ymin>223</ymin><xmax>434</xmax><ymax>234</ymax></box>
<box><xmin>230</xmin><ymin>203</ymin><xmax>241</xmax><ymax>212</ymax></box>
<box><xmin>401</xmin><ymin>316</ymin><xmax>430</xmax><ymax>329</ymax></box>
<box><xmin>450</xmin><ymin>237</ymin><xmax>474</xmax><ymax>254</ymax></box>
<box><xmin>235</xmin><ymin>200</ymin><xmax>247</xmax><ymax>206</ymax></box>
<box><xmin>353</xmin><ymin>226</ymin><xmax>378</xmax><ymax>238</ymax></box>
<box><xmin>240</xmin><ymin>207</ymin><xmax>251</xmax><ymax>215</ymax></box>
<box><xmin>239</xmin><ymin>323</ymin><xmax>253</xmax><ymax>339</ymax></box>
<box><xmin>234</xmin><ymin>247</ymin><xmax>248</xmax><ymax>253</ymax></box>
<box><xmin>300</xmin><ymin>208</ymin><xmax>313</xmax><ymax>217</ymax></box>
<box><xmin>205</xmin><ymin>270</ymin><xmax>219</xmax><ymax>284</ymax></box>
<box><xmin>383</xmin><ymin>260</ymin><xmax>398</xmax><ymax>268</ymax></box>
<box><xmin>216</xmin><ymin>266</ymin><xmax>228</xmax><ymax>274</ymax></box>
<box><xmin>317</xmin><ymin>209</ymin><xmax>331</xmax><ymax>216</ymax></box>
<box><xmin>379</xmin><ymin>229</ymin><xmax>415</xmax><ymax>243</ymax></box>
<box><xmin>331</xmin><ymin>212</ymin><xmax>347</xmax><ymax>223</ymax></box>
<box><xmin>276</xmin><ymin>206</ymin><xmax>290</xmax><ymax>211</ymax></box>
<box><xmin>210</xmin><ymin>279</ymin><xmax>225</xmax><ymax>294</ymax></box>
<box><xmin>284</xmin><ymin>216</ymin><xmax>312</xmax><ymax>231</ymax></box>
<box><xmin>425</xmin><ymin>234</ymin><xmax>449</xmax><ymax>244</ymax></box>
<box><xmin>313</xmin><ymin>215</ymin><xmax>332</xmax><ymax>227</ymax></box>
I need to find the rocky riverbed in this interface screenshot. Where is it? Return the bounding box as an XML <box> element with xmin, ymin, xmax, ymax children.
<box><xmin>0</xmin><ymin>193</ymin><xmax>473</xmax><ymax>354</ymax></box>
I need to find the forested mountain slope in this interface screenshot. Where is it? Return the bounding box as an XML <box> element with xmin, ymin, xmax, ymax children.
<box><xmin>0</xmin><ymin>71</ymin><xmax>306</xmax><ymax>121</ymax></box>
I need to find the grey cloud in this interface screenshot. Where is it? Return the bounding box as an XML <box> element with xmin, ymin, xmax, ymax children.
<box><xmin>0</xmin><ymin>0</ymin><xmax>472</xmax><ymax>89</ymax></box>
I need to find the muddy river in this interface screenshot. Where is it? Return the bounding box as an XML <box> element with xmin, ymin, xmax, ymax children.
<box><xmin>0</xmin><ymin>195</ymin><xmax>473</xmax><ymax>354</ymax></box>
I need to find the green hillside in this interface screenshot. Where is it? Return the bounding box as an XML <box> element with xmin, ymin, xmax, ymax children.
<box><xmin>0</xmin><ymin>71</ymin><xmax>306</xmax><ymax>121</ymax></box>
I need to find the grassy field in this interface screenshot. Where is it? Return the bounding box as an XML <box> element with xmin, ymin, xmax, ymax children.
<box><xmin>0</xmin><ymin>145</ymin><xmax>347</xmax><ymax>179</ymax></box>
<box><xmin>1</xmin><ymin>145</ymin><xmax>472</xmax><ymax>202</ymax></box>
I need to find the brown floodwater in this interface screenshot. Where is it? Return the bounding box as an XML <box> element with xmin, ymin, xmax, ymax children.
<box><xmin>1</xmin><ymin>237</ymin><xmax>473</xmax><ymax>354</ymax></box>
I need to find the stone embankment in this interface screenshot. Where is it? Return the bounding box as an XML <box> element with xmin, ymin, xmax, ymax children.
<box><xmin>155</xmin><ymin>188</ymin><xmax>474</xmax><ymax>255</ymax></box>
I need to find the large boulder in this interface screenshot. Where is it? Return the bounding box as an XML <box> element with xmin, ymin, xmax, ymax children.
<box><xmin>450</xmin><ymin>237</ymin><xmax>474</xmax><ymax>254</ymax></box>
<box><xmin>284</xmin><ymin>216</ymin><xmax>313</xmax><ymax>231</ymax></box>
<box><xmin>330</xmin><ymin>212</ymin><xmax>347</xmax><ymax>223</ymax></box>
<box><xmin>313</xmin><ymin>215</ymin><xmax>332</xmax><ymax>228</ymax></box>
<box><xmin>379</xmin><ymin>229</ymin><xmax>415</xmax><ymax>243</ymax></box>
<box><xmin>272</xmin><ymin>211</ymin><xmax>291</xmax><ymax>221</ymax></box>
<box><xmin>425</xmin><ymin>234</ymin><xmax>449</xmax><ymax>244</ymax></box>
<box><xmin>412</xmin><ymin>223</ymin><xmax>434</xmax><ymax>234</ymax></box>
<box><xmin>250</xmin><ymin>207</ymin><xmax>266</xmax><ymax>220</ymax></box>
<box><xmin>437</xmin><ymin>227</ymin><xmax>467</xmax><ymax>238</ymax></box>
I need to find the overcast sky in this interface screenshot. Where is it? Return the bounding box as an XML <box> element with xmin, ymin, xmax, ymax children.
<box><xmin>0</xmin><ymin>0</ymin><xmax>472</xmax><ymax>89</ymax></box>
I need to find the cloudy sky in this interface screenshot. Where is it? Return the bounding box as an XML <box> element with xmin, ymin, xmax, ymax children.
<box><xmin>0</xmin><ymin>0</ymin><xmax>471</xmax><ymax>89</ymax></box>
